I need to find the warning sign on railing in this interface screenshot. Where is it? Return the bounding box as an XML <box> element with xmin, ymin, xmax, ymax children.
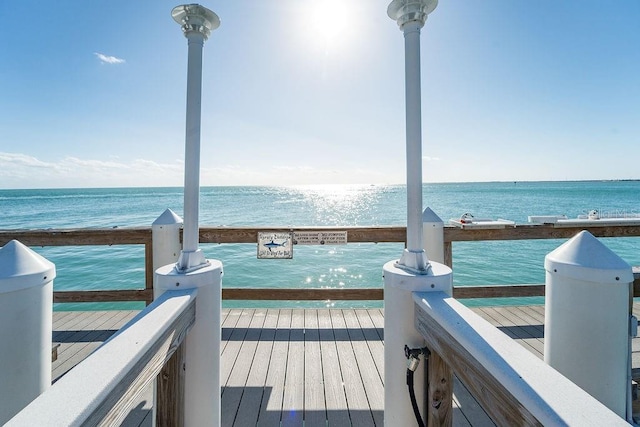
<box><xmin>257</xmin><ymin>232</ymin><xmax>293</xmax><ymax>259</ymax></box>
<box><xmin>292</xmin><ymin>231</ymin><xmax>348</xmax><ymax>245</ymax></box>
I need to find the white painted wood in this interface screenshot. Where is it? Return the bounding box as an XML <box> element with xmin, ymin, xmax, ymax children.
<box><xmin>414</xmin><ymin>291</ymin><xmax>630</xmax><ymax>426</ymax></box>
<box><xmin>383</xmin><ymin>260</ymin><xmax>452</xmax><ymax>426</ymax></box>
<box><xmin>423</xmin><ymin>207</ymin><xmax>445</xmax><ymax>264</ymax></box>
<box><xmin>545</xmin><ymin>230</ymin><xmax>633</xmax><ymax>417</ymax></box>
<box><xmin>0</xmin><ymin>240</ymin><xmax>55</xmax><ymax>424</ymax></box>
<box><xmin>151</xmin><ymin>209</ymin><xmax>183</xmax><ymax>276</ymax></box>
<box><xmin>155</xmin><ymin>261</ymin><xmax>222</xmax><ymax>427</ymax></box>
<box><xmin>6</xmin><ymin>289</ymin><xmax>196</xmax><ymax>427</ymax></box>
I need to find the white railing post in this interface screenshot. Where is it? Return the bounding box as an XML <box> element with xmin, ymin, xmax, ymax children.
<box><xmin>151</xmin><ymin>208</ymin><xmax>183</xmax><ymax>424</ymax></box>
<box><xmin>155</xmin><ymin>262</ymin><xmax>222</xmax><ymax>426</ymax></box>
<box><xmin>152</xmin><ymin>209</ymin><xmax>184</xmax><ymax>294</ymax></box>
<box><xmin>423</xmin><ymin>207</ymin><xmax>444</xmax><ymax>264</ymax></box>
<box><xmin>0</xmin><ymin>240</ymin><xmax>55</xmax><ymax>424</ymax></box>
<box><xmin>385</xmin><ymin>1</ymin><xmax>453</xmax><ymax>425</ymax></box>
<box><xmin>545</xmin><ymin>230</ymin><xmax>634</xmax><ymax>420</ymax></box>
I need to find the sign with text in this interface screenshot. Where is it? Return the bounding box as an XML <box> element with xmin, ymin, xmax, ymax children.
<box><xmin>257</xmin><ymin>232</ymin><xmax>293</xmax><ymax>259</ymax></box>
<box><xmin>293</xmin><ymin>231</ymin><xmax>348</xmax><ymax>245</ymax></box>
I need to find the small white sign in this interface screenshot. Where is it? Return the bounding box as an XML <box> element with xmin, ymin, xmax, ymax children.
<box><xmin>293</xmin><ymin>231</ymin><xmax>348</xmax><ymax>245</ymax></box>
<box><xmin>258</xmin><ymin>232</ymin><xmax>293</xmax><ymax>259</ymax></box>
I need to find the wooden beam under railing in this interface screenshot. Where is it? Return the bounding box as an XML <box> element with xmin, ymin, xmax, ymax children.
<box><xmin>3</xmin><ymin>224</ymin><xmax>638</xmax><ymax>305</ymax></box>
<box><xmin>51</xmin><ymin>273</ymin><xmax>640</xmax><ymax>304</ymax></box>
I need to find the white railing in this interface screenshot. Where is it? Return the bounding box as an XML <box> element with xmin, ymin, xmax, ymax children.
<box><xmin>7</xmin><ymin>288</ymin><xmax>197</xmax><ymax>426</ymax></box>
<box><xmin>413</xmin><ymin>291</ymin><xmax>630</xmax><ymax>426</ymax></box>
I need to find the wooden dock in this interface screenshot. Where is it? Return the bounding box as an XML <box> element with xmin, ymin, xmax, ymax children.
<box><xmin>51</xmin><ymin>304</ymin><xmax>640</xmax><ymax>426</ymax></box>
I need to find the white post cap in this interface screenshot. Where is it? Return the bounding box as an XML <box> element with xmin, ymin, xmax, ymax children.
<box><xmin>422</xmin><ymin>206</ymin><xmax>443</xmax><ymax>224</ymax></box>
<box><xmin>545</xmin><ymin>230</ymin><xmax>633</xmax><ymax>284</ymax></box>
<box><xmin>0</xmin><ymin>240</ymin><xmax>56</xmax><ymax>294</ymax></box>
<box><xmin>152</xmin><ymin>208</ymin><xmax>184</xmax><ymax>226</ymax></box>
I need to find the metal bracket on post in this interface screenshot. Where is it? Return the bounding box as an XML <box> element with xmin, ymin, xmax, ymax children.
<box><xmin>405</xmin><ymin>345</ymin><xmax>430</xmax><ymax>371</ymax></box>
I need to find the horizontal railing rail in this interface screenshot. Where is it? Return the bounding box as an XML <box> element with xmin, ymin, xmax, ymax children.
<box><xmin>413</xmin><ymin>291</ymin><xmax>630</xmax><ymax>425</ymax></box>
<box><xmin>1</xmin><ymin>224</ymin><xmax>639</xmax><ymax>304</ymax></box>
<box><xmin>6</xmin><ymin>288</ymin><xmax>197</xmax><ymax>426</ymax></box>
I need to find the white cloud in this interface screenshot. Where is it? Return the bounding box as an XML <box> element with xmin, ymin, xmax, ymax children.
<box><xmin>94</xmin><ymin>52</ymin><xmax>125</xmax><ymax>64</ymax></box>
<box><xmin>423</xmin><ymin>156</ymin><xmax>441</xmax><ymax>162</ymax></box>
<box><xmin>0</xmin><ymin>152</ymin><xmax>182</xmax><ymax>188</ymax></box>
<box><xmin>0</xmin><ymin>152</ymin><xmax>403</xmax><ymax>189</ymax></box>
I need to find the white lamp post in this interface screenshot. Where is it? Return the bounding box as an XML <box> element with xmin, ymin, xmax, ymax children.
<box><xmin>388</xmin><ymin>0</ymin><xmax>436</xmax><ymax>273</ymax></box>
<box><xmin>384</xmin><ymin>1</ymin><xmax>453</xmax><ymax>425</ymax></box>
<box><xmin>172</xmin><ymin>3</ymin><xmax>220</xmax><ymax>273</ymax></box>
<box><xmin>155</xmin><ymin>5</ymin><xmax>223</xmax><ymax>426</ymax></box>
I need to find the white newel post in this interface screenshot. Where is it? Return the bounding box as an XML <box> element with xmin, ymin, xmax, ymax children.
<box><xmin>152</xmin><ymin>209</ymin><xmax>184</xmax><ymax>294</ymax></box>
<box><xmin>385</xmin><ymin>1</ymin><xmax>453</xmax><ymax>426</ymax></box>
<box><xmin>155</xmin><ymin>5</ymin><xmax>222</xmax><ymax>426</ymax></box>
<box><xmin>0</xmin><ymin>240</ymin><xmax>55</xmax><ymax>425</ymax></box>
<box><xmin>151</xmin><ymin>208</ymin><xmax>183</xmax><ymax>424</ymax></box>
<box><xmin>544</xmin><ymin>230</ymin><xmax>634</xmax><ymax>421</ymax></box>
<box><xmin>422</xmin><ymin>207</ymin><xmax>445</xmax><ymax>264</ymax></box>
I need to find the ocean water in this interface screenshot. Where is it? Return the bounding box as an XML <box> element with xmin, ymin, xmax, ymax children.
<box><xmin>1</xmin><ymin>181</ymin><xmax>639</xmax><ymax>311</ymax></box>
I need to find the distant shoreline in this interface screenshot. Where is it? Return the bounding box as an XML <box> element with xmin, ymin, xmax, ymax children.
<box><xmin>2</xmin><ymin>179</ymin><xmax>640</xmax><ymax>192</ymax></box>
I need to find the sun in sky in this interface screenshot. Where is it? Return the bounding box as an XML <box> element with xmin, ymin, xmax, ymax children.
<box><xmin>309</xmin><ymin>0</ymin><xmax>349</xmax><ymax>48</ymax></box>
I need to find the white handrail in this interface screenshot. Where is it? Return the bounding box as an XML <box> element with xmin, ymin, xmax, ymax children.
<box><xmin>7</xmin><ymin>288</ymin><xmax>197</xmax><ymax>426</ymax></box>
<box><xmin>413</xmin><ymin>291</ymin><xmax>630</xmax><ymax>426</ymax></box>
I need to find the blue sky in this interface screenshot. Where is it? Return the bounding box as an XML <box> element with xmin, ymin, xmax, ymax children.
<box><xmin>1</xmin><ymin>1</ymin><xmax>638</xmax><ymax>189</ymax></box>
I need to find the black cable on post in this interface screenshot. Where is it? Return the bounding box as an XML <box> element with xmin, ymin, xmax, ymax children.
<box><xmin>404</xmin><ymin>345</ymin><xmax>430</xmax><ymax>427</ymax></box>
<box><xmin>406</xmin><ymin>367</ymin><xmax>426</xmax><ymax>427</ymax></box>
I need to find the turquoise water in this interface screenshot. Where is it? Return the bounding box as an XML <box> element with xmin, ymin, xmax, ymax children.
<box><xmin>1</xmin><ymin>181</ymin><xmax>639</xmax><ymax>310</ymax></box>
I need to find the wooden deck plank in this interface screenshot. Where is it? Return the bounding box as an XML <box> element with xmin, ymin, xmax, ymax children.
<box><xmin>486</xmin><ymin>306</ymin><xmax>545</xmax><ymax>357</ymax></box>
<box><xmin>369</xmin><ymin>308</ymin><xmax>385</xmax><ymax>335</ymax></box>
<box><xmin>343</xmin><ymin>309</ymin><xmax>384</xmax><ymax>426</ymax></box>
<box><xmin>502</xmin><ymin>306</ymin><xmax>545</xmax><ymax>338</ymax></box>
<box><xmin>221</xmin><ymin>309</ymin><xmax>254</xmax><ymax>390</ymax></box>
<box><xmin>220</xmin><ymin>308</ymin><xmax>243</xmax><ymax>354</ymax></box>
<box><xmin>221</xmin><ymin>309</ymin><xmax>266</xmax><ymax>427</ymax></box>
<box><xmin>233</xmin><ymin>309</ymin><xmax>279</xmax><ymax>427</ymax></box>
<box><xmin>330</xmin><ymin>309</ymin><xmax>376</xmax><ymax>426</ymax></box>
<box><xmin>53</xmin><ymin>311</ymin><xmax>115</xmax><ymax>357</ymax></box>
<box><xmin>317</xmin><ymin>308</ymin><xmax>351</xmax><ymax>426</ymax></box>
<box><xmin>51</xmin><ymin>304</ymin><xmax>637</xmax><ymax>427</ymax></box>
<box><xmin>522</xmin><ymin>304</ymin><xmax>545</xmax><ymax>322</ymax></box>
<box><xmin>475</xmin><ymin>307</ymin><xmax>543</xmax><ymax>358</ymax></box>
<box><xmin>304</xmin><ymin>309</ymin><xmax>327</xmax><ymax>427</ymax></box>
<box><xmin>53</xmin><ymin>310</ymin><xmax>96</xmax><ymax>331</ymax></box>
<box><xmin>354</xmin><ymin>309</ymin><xmax>385</xmax><ymax>382</ymax></box>
<box><xmin>281</xmin><ymin>309</ymin><xmax>305</xmax><ymax>426</ymax></box>
<box><xmin>257</xmin><ymin>309</ymin><xmax>292</xmax><ymax>426</ymax></box>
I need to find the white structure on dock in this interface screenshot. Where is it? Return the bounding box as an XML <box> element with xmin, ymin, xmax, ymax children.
<box><xmin>384</xmin><ymin>1</ymin><xmax>453</xmax><ymax>426</ymax></box>
<box><xmin>545</xmin><ymin>230</ymin><xmax>635</xmax><ymax>420</ymax></box>
<box><xmin>155</xmin><ymin>4</ymin><xmax>223</xmax><ymax>427</ymax></box>
<box><xmin>0</xmin><ymin>240</ymin><xmax>55</xmax><ymax>424</ymax></box>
